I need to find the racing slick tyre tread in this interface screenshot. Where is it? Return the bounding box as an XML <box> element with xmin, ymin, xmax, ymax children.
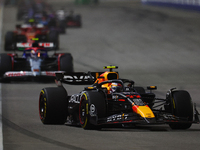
<box><xmin>60</xmin><ymin>53</ymin><xmax>74</xmax><ymax>73</ymax></box>
<box><xmin>75</xmin><ymin>15</ymin><xmax>82</xmax><ymax>27</ymax></box>
<box><xmin>59</xmin><ymin>20</ymin><xmax>66</xmax><ymax>34</ymax></box>
<box><xmin>79</xmin><ymin>91</ymin><xmax>106</xmax><ymax>130</ymax></box>
<box><xmin>48</xmin><ymin>30</ymin><xmax>59</xmax><ymax>50</ymax></box>
<box><xmin>39</xmin><ymin>87</ymin><xmax>68</xmax><ymax>124</ymax></box>
<box><xmin>4</xmin><ymin>31</ymin><xmax>15</xmax><ymax>51</ymax></box>
<box><xmin>169</xmin><ymin>90</ymin><xmax>193</xmax><ymax>130</ymax></box>
<box><xmin>0</xmin><ymin>54</ymin><xmax>12</xmax><ymax>79</ymax></box>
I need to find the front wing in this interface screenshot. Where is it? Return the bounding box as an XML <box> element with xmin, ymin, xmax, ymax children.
<box><xmin>89</xmin><ymin>112</ymin><xmax>198</xmax><ymax>126</ymax></box>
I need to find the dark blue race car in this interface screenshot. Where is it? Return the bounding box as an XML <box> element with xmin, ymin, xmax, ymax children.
<box><xmin>0</xmin><ymin>43</ymin><xmax>73</xmax><ymax>81</ymax></box>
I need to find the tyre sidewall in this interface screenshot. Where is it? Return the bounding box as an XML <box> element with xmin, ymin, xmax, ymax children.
<box><xmin>79</xmin><ymin>90</ymin><xmax>106</xmax><ymax>129</ymax></box>
<box><xmin>169</xmin><ymin>90</ymin><xmax>193</xmax><ymax>129</ymax></box>
<box><xmin>39</xmin><ymin>87</ymin><xmax>68</xmax><ymax>124</ymax></box>
<box><xmin>0</xmin><ymin>54</ymin><xmax>12</xmax><ymax>76</ymax></box>
<box><xmin>60</xmin><ymin>53</ymin><xmax>74</xmax><ymax>72</ymax></box>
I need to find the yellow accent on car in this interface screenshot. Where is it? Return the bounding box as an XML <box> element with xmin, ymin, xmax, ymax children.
<box><xmin>172</xmin><ymin>98</ymin><xmax>176</xmax><ymax>109</ymax></box>
<box><xmin>41</xmin><ymin>90</ymin><xmax>44</xmax><ymax>94</ymax></box>
<box><xmin>32</xmin><ymin>38</ymin><xmax>39</xmax><ymax>41</ymax></box>
<box><xmin>150</xmin><ymin>86</ymin><xmax>156</xmax><ymax>88</ymax></box>
<box><xmin>82</xmin><ymin>117</ymin><xmax>88</xmax><ymax>128</ymax></box>
<box><xmin>95</xmin><ymin>73</ymin><xmax>99</xmax><ymax>79</ymax></box>
<box><xmin>136</xmin><ymin>106</ymin><xmax>155</xmax><ymax>118</ymax></box>
<box><xmin>82</xmin><ymin>93</ymin><xmax>88</xmax><ymax>114</ymax></box>
<box><xmin>29</xmin><ymin>19</ymin><xmax>35</xmax><ymax>22</ymax></box>
<box><xmin>104</xmin><ymin>66</ymin><xmax>117</xmax><ymax>69</ymax></box>
<box><xmin>87</xmin><ymin>87</ymin><xmax>94</xmax><ymax>89</ymax></box>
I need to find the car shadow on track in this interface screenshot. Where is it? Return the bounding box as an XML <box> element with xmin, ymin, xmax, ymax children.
<box><xmin>65</xmin><ymin>124</ymin><xmax>200</xmax><ymax>132</ymax></box>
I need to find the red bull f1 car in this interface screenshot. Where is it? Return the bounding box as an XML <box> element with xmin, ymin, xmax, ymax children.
<box><xmin>0</xmin><ymin>43</ymin><xmax>73</xmax><ymax>82</ymax></box>
<box><xmin>39</xmin><ymin>66</ymin><xmax>200</xmax><ymax>130</ymax></box>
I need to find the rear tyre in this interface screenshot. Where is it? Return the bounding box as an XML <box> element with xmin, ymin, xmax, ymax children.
<box><xmin>58</xmin><ymin>20</ymin><xmax>66</xmax><ymax>34</ymax></box>
<box><xmin>4</xmin><ymin>31</ymin><xmax>15</xmax><ymax>51</ymax></box>
<box><xmin>168</xmin><ymin>90</ymin><xmax>193</xmax><ymax>129</ymax></box>
<box><xmin>75</xmin><ymin>15</ymin><xmax>82</xmax><ymax>27</ymax></box>
<box><xmin>0</xmin><ymin>54</ymin><xmax>12</xmax><ymax>77</ymax></box>
<box><xmin>39</xmin><ymin>87</ymin><xmax>68</xmax><ymax>124</ymax></box>
<box><xmin>48</xmin><ymin>31</ymin><xmax>59</xmax><ymax>50</ymax></box>
<box><xmin>79</xmin><ymin>91</ymin><xmax>106</xmax><ymax>130</ymax></box>
<box><xmin>60</xmin><ymin>53</ymin><xmax>74</xmax><ymax>72</ymax></box>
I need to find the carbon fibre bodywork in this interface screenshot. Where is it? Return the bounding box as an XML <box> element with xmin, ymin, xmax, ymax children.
<box><xmin>39</xmin><ymin>66</ymin><xmax>200</xmax><ymax>129</ymax></box>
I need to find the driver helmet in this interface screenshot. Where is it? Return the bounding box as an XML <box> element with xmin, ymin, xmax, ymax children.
<box><xmin>31</xmin><ymin>50</ymin><xmax>37</xmax><ymax>58</ymax></box>
<box><xmin>110</xmin><ymin>83</ymin><xmax>123</xmax><ymax>93</ymax></box>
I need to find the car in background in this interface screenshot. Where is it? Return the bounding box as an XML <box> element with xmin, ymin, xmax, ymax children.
<box><xmin>65</xmin><ymin>10</ymin><xmax>82</xmax><ymax>28</ymax></box>
<box><xmin>0</xmin><ymin>43</ymin><xmax>73</xmax><ymax>82</ymax></box>
<box><xmin>4</xmin><ymin>20</ymin><xmax>59</xmax><ymax>51</ymax></box>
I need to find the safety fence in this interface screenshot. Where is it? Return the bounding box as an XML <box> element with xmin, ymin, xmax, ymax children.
<box><xmin>141</xmin><ymin>0</ymin><xmax>200</xmax><ymax>10</ymax></box>
<box><xmin>75</xmin><ymin>0</ymin><xmax>98</xmax><ymax>4</ymax></box>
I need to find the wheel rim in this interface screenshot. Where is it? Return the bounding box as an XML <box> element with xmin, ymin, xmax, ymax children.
<box><xmin>39</xmin><ymin>94</ymin><xmax>45</xmax><ymax>120</ymax></box>
<box><xmin>79</xmin><ymin>97</ymin><xmax>87</xmax><ymax>125</ymax></box>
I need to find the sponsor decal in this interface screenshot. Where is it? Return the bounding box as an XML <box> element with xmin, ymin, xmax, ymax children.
<box><xmin>69</xmin><ymin>95</ymin><xmax>80</xmax><ymax>103</ymax></box>
<box><xmin>89</xmin><ymin>104</ymin><xmax>96</xmax><ymax>117</ymax></box>
<box><xmin>16</xmin><ymin>43</ymin><xmax>54</xmax><ymax>48</ymax></box>
<box><xmin>33</xmin><ymin>69</ymin><xmax>40</xmax><ymax>72</ymax></box>
<box><xmin>5</xmin><ymin>72</ymin><xmax>26</xmax><ymax>77</ymax></box>
<box><xmin>107</xmin><ymin>114</ymin><xmax>128</xmax><ymax>122</ymax></box>
<box><xmin>45</xmin><ymin>72</ymin><xmax>55</xmax><ymax>76</ymax></box>
<box><xmin>63</xmin><ymin>75</ymin><xmax>94</xmax><ymax>82</ymax></box>
<box><xmin>112</xmin><ymin>95</ymin><xmax>118</xmax><ymax>99</ymax></box>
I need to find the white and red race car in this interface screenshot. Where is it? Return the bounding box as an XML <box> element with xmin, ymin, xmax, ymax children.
<box><xmin>0</xmin><ymin>43</ymin><xmax>73</xmax><ymax>81</ymax></box>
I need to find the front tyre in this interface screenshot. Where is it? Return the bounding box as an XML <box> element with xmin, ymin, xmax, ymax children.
<box><xmin>79</xmin><ymin>91</ymin><xmax>106</xmax><ymax>130</ymax></box>
<box><xmin>39</xmin><ymin>87</ymin><xmax>68</xmax><ymax>124</ymax></box>
<box><xmin>4</xmin><ymin>31</ymin><xmax>15</xmax><ymax>51</ymax></box>
<box><xmin>0</xmin><ymin>54</ymin><xmax>12</xmax><ymax>80</ymax></box>
<box><xmin>48</xmin><ymin>30</ymin><xmax>59</xmax><ymax>50</ymax></box>
<box><xmin>168</xmin><ymin>90</ymin><xmax>193</xmax><ymax>129</ymax></box>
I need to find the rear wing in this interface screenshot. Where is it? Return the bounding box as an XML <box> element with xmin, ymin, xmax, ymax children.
<box><xmin>55</xmin><ymin>72</ymin><xmax>104</xmax><ymax>85</ymax></box>
<box><xmin>16</xmin><ymin>43</ymin><xmax>54</xmax><ymax>48</ymax></box>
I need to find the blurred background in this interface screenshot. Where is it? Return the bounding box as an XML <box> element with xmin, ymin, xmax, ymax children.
<box><xmin>1</xmin><ymin>0</ymin><xmax>200</xmax><ymax>150</ymax></box>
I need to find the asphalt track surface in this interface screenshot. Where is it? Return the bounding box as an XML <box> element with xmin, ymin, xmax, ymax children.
<box><xmin>1</xmin><ymin>1</ymin><xmax>200</xmax><ymax>150</ymax></box>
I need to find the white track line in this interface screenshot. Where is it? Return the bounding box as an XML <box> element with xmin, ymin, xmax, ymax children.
<box><xmin>0</xmin><ymin>0</ymin><xmax>4</xmax><ymax>150</ymax></box>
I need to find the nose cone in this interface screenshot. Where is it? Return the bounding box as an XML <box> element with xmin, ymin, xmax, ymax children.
<box><xmin>132</xmin><ymin>105</ymin><xmax>155</xmax><ymax>118</ymax></box>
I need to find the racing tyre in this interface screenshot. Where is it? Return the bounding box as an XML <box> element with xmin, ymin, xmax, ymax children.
<box><xmin>168</xmin><ymin>90</ymin><xmax>193</xmax><ymax>130</ymax></box>
<box><xmin>75</xmin><ymin>15</ymin><xmax>82</xmax><ymax>27</ymax></box>
<box><xmin>0</xmin><ymin>53</ymin><xmax>12</xmax><ymax>78</ymax></box>
<box><xmin>48</xmin><ymin>30</ymin><xmax>59</xmax><ymax>50</ymax></box>
<box><xmin>16</xmin><ymin>9</ymin><xmax>23</xmax><ymax>20</ymax></box>
<box><xmin>39</xmin><ymin>87</ymin><xmax>68</xmax><ymax>124</ymax></box>
<box><xmin>79</xmin><ymin>91</ymin><xmax>106</xmax><ymax>130</ymax></box>
<box><xmin>59</xmin><ymin>20</ymin><xmax>66</xmax><ymax>34</ymax></box>
<box><xmin>60</xmin><ymin>53</ymin><xmax>74</xmax><ymax>72</ymax></box>
<box><xmin>4</xmin><ymin>31</ymin><xmax>15</xmax><ymax>51</ymax></box>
